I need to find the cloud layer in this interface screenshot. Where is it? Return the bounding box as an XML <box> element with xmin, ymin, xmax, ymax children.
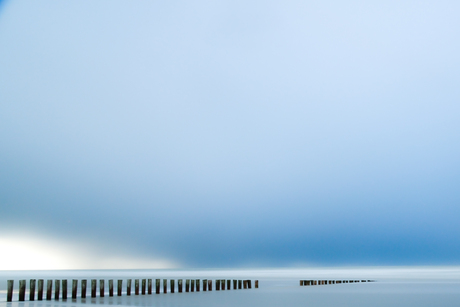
<box><xmin>1</xmin><ymin>0</ymin><xmax>460</xmax><ymax>268</ymax></box>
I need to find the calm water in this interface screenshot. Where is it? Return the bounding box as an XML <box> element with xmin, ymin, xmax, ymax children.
<box><xmin>1</xmin><ymin>267</ymin><xmax>460</xmax><ymax>307</ymax></box>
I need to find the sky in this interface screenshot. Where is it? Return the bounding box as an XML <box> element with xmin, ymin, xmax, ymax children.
<box><xmin>0</xmin><ymin>1</ymin><xmax>459</xmax><ymax>270</ymax></box>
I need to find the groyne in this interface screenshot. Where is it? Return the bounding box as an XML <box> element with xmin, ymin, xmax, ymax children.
<box><xmin>6</xmin><ymin>278</ymin><xmax>258</xmax><ymax>302</ymax></box>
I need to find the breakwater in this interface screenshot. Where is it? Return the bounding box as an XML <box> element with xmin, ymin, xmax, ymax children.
<box><xmin>6</xmin><ymin>278</ymin><xmax>258</xmax><ymax>302</ymax></box>
<box><xmin>299</xmin><ymin>279</ymin><xmax>374</xmax><ymax>285</ymax></box>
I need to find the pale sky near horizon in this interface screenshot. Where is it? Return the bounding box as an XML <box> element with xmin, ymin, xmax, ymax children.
<box><xmin>1</xmin><ymin>0</ymin><xmax>460</xmax><ymax>269</ymax></box>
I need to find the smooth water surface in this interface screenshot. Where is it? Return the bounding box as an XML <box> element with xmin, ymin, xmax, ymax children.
<box><xmin>1</xmin><ymin>267</ymin><xmax>459</xmax><ymax>307</ymax></box>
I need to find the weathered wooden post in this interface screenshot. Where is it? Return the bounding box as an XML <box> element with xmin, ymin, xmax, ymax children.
<box><xmin>72</xmin><ymin>279</ymin><xmax>78</xmax><ymax>299</ymax></box>
<box><xmin>233</xmin><ymin>279</ymin><xmax>237</xmax><ymax>289</ymax></box>
<box><xmin>191</xmin><ymin>279</ymin><xmax>195</xmax><ymax>292</ymax></box>
<box><xmin>216</xmin><ymin>279</ymin><xmax>220</xmax><ymax>291</ymax></box>
<box><xmin>300</xmin><ymin>280</ymin><xmax>304</xmax><ymax>286</ymax></box>
<box><xmin>38</xmin><ymin>279</ymin><xmax>44</xmax><ymax>300</ymax></box>
<box><xmin>62</xmin><ymin>280</ymin><xmax>67</xmax><ymax>299</ymax></box>
<box><xmin>255</xmin><ymin>280</ymin><xmax>259</xmax><ymax>288</ymax></box>
<box><xmin>54</xmin><ymin>280</ymin><xmax>60</xmax><ymax>300</ymax></box>
<box><xmin>142</xmin><ymin>279</ymin><xmax>146</xmax><ymax>295</ymax></box>
<box><xmin>186</xmin><ymin>279</ymin><xmax>190</xmax><ymax>292</ymax></box>
<box><xmin>248</xmin><ymin>280</ymin><xmax>252</xmax><ymax>289</ymax></box>
<box><xmin>135</xmin><ymin>279</ymin><xmax>139</xmax><ymax>295</ymax></box>
<box><xmin>155</xmin><ymin>279</ymin><xmax>160</xmax><ymax>294</ymax></box>
<box><xmin>243</xmin><ymin>280</ymin><xmax>247</xmax><ymax>289</ymax></box>
<box><xmin>227</xmin><ymin>280</ymin><xmax>230</xmax><ymax>290</ymax></box>
<box><xmin>221</xmin><ymin>279</ymin><xmax>225</xmax><ymax>290</ymax></box>
<box><xmin>170</xmin><ymin>280</ymin><xmax>175</xmax><ymax>293</ymax></box>
<box><xmin>127</xmin><ymin>279</ymin><xmax>132</xmax><ymax>296</ymax></box>
<box><xmin>81</xmin><ymin>280</ymin><xmax>87</xmax><ymax>298</ymax></box>
<box><xmin>46</xmin><ymin>280</ymin><xmax>52</xmax><ymax>300</ymax></box>
<box><xmin>18</xmin><ymin>280</ymin><xmax>26</xmax><ymax>301</ymax></box>
<box><xmin>148</xmin><ymin>279</ymin><xmax>152</xmax><ymax>294</ymax></box>
<box><xmin>117</xmin><ymin>280</ymin><xmax>122</xmax><ymax>296</ymax></box>
<box><xmin>178</xmin><ymin>279</ymin><xmax>183</xmax><ymax>293</ymax></box>
<box><xmin>7</xmin><ymin>280</ymin><xmax>14</xmax><ymax>302</ymax></box>
<box><xmin>163</xmin><ymin>279</ymin><xmax>167</xmax><ymax>293</ymax></box>
<box><xmin>91</xmin><ymin>279</ymin><xmax>96</xmax><ymax>298</ymax></box>
<box><xmin>203</xmin><ymin>279</ymin><xmax>207</xmax><ymax>291</ymax></box>
<box><xmin>29</xmin><ymin>279</ymin><xmax>36</xmax><ymax>301</ymax></box>
<box><xmin>109</xmin><ymin>279</ymin><xmax>113</xmax><ymax>296</ymax></box>
<box><xmin>208</xmin><ymin>279</ymin><xmax>212</xmax><ymax>291</ymax></box>
<box><xmin>238</xmin><ymin>280</ymin><xmax>242</xmax><ymax>289</ymax></box>
<box><xmin>109</xmin><ymin>280</ymin><xmax>113</xmax><ymax>297</ymax></box>
<box><xmin>196</xmin><ymin>279</ymin><xmax>200</xmax><ymax>292</ymax></box>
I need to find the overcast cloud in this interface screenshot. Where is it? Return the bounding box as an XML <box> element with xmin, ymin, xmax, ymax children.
<box><xmin>1</xmin><ymin>0</ymin><xmax>459</xmax><ymax>268</ymax></box>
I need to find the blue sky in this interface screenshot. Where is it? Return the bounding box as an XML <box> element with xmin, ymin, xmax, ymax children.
<box><xmin>0</xmin><ymin>0</ymin><xmax>459</xmax><ymax>269</ymax></box>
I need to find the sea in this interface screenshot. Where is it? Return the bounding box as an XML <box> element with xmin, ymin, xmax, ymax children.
<box><xmin>1</xmin><ymin>267</ymin><xmax>460</xmax><ymax>307</ymax></box>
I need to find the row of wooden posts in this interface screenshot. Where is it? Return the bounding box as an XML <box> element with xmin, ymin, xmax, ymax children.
<box><xmin>6</xmin><ymin>278</ymin><xmax>258</xmax><ymax>302</ymax></box>
<box><xmin>300</xmin><ymin>279</ymin><xmax>373</xmax><ymax>286</ymax></box>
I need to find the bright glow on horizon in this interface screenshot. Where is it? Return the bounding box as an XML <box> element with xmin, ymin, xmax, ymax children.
<box><xmin>0</xmin><ymin>234</ymin><xmax>179</xmax><ymax>270</ymax></box>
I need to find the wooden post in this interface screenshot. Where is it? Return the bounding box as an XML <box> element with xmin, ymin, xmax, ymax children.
<box><xmin>37</xmin><ymin>279</ymin><xmax>44</xmax><ymax>300</ymax></box>
<box><xmin>46</xmin><ymin>280</ymin><xmax>52</xmax><ymax>300</ymax></box>
<box><xmin>170</xmin><ymin>280</ymin><xmax>175</xmax><ymax>293</ymax></box>
<box><xmin>163</xmin><ymin>279</ymin><xmax>167</xmax><ymax>293</ymax></box>
<box><xmin>81</xmin><ymin>280</ymin><xmax>87</xmax><ymax>298</ymax></box>
<box><xmin>30</xmin><ymin>279</ymin><xmax>36</xmax><ymax>301</ymax></box>
<box><xmin>233</xmin><ymin>279</ymin><xmax>237</xmax><ymax>289</ymax></box>
<box><xmin>227</xmin><ymin>280</ymin><xmax>230</xmax><ymax>290</ymax></box>
<box><xmin>72</xmin><ymin>280</ymin><xmax>78</xmax><ymax>299</ymax></box>
<box><xmin>117</xmin><ymin>280</ymin><xmax>122</xmax><ymax>296</ymax></box>
<box><xmin>248</xmin><ymin>280</ymin><xmax>252</xmax><ymax>289</ymax></box>
<box><xmin>203</xmin><ymin>279</ymin><xmax>207</xmax><ymax>291</ymax></box>
<box><xmin>186</xmin><ymin>279</ymin><xmax>190</xmax><ymax>292</ymax></box>
<box><xmin>243</xmin><ymin>280</ymin><xmax>247</xmax><ymax>289</ymax></box>
<box><xmin>55</xmin><ymin>280</ymin><xmax>60</xmax><ymax>300</ymax></box>
<box><xmin>191</xmin><ymin>279</ymin><xmax>195</xmax><ymax>292</ymax></box>
<box><xmin>221</xmin><ymin>279</ymin><xmax>225</xmax><ymax>290</ymax></box>
<box><xmin>196</xmin><ymin>279</ymin><xmax>200</xmax><ymax>292</ymax></box>
<box><xmin>7</xmin><ymin>280</ymin><xmax>14</xmax><ymax>302</ymax></box>
<box><xmin>127</xmin><ymin>279</ymin><xmax>132</xmax><ymax>296</ymax></box>
<box><xmin>135</xmin><ymin>279</ymin><xmax>139</xmax><ymax>295</ymax></box>
<box><xmin>155</xmin><ymin>279</ymin><xmax>160</xmax><ymax>294</ymax></box>
<box><xmin>255</xmin><ymin>280</ymin><xmax>259</xmax><ymax>288</ymax></box>
<box><xmin>19</xmin><ymin>280</ymin><xmax>25</xmax><ymax>301</ymax></box>
<box><xmin>91</xmin><ymin>279</ymin><xmax>96</xmax><ymax>298</ymax></box>
<box><xmin>109</xmin><ymin>280</ymin><xmax>114</xmax><ymax>297</ymax></box>
<box><xmin>178</xmin><ymin>279</ymin><xmax>183</xmax><ymax>293</ymax></box>
<box><xmin>300</xmin><ymin>280</ymin><xmax>304</xmax><ymax>286</ymax></box>
<box><xmin>216</xmin><ymin>279</ymin><xmax>220</xmax><ymax>291</ymax></box>
<box><xmin>148</xmin><ymin>279</ymin><xmax>152</xmax><ymax>294</ymax></box>
<box><xmin>62</xmin><ymin>280</ymin><xmax>67</xmax><ymax>299</ymax></box>
<box><xmin>208</xmin><ymin>279</ymin><xmax>212</xmax><ymax>291</ymax></box>
<box><xmin>142</xmin><ymin>279</ymin><xmax>146</xmax><ymax>295</ymax></box>
<box><xmin>238</xmin><ymin>280</ymin><xmax>242</xmax><ymax>289</ymax></box>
